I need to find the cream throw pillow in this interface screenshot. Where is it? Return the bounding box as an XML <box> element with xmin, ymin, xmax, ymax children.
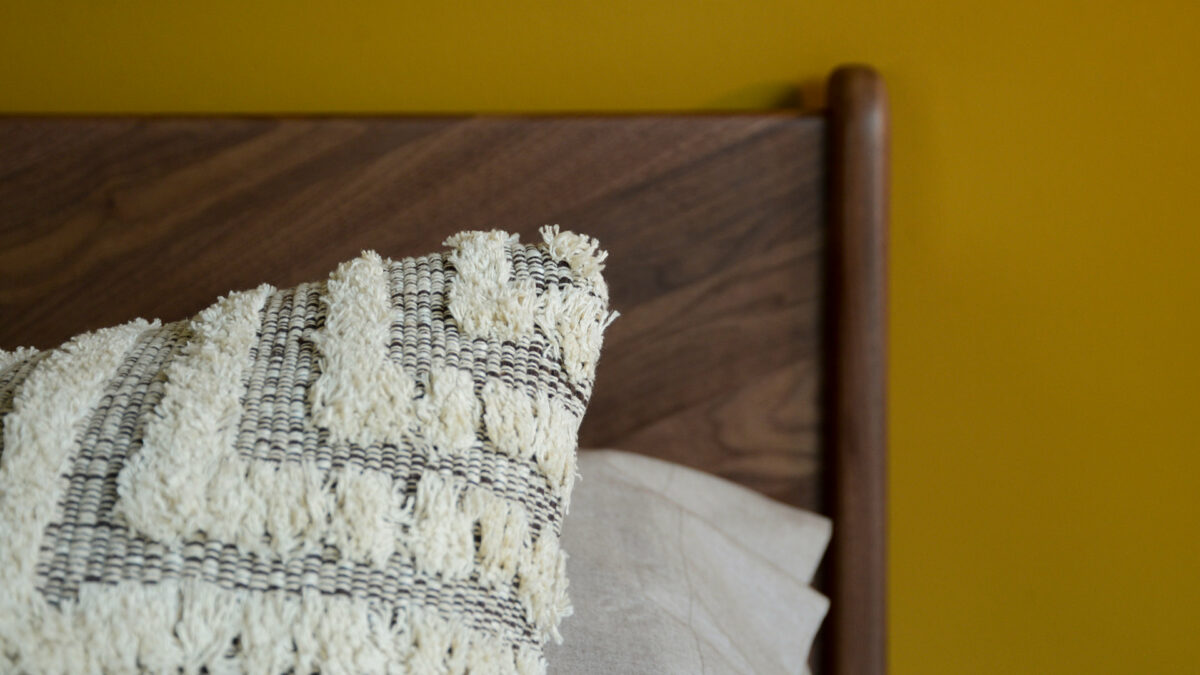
<box><xmin>0</xmin><ymin>228</ymin><xmax>614</xmax><ymax>674</ymax></box>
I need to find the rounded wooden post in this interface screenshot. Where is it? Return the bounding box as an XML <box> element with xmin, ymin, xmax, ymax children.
<box><xmin>824</xmin><ymin>64</ymin><xmax>889</xmax><ymax>675</ymax></box>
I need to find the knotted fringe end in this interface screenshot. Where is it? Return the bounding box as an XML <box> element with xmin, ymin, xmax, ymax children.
<box><xmin>539</xmin><ymin>224</ymin><xmax>608</xmax><ymax>287</ymax></box>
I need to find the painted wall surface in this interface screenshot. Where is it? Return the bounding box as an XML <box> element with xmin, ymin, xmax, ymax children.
<box><xmin>2</xmin><ymin>2</ymin><xmax>1198</xmax><ymax>672</ymax></box>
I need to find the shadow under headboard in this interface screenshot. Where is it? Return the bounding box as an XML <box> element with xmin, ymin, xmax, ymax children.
<box><xmin>0</xmin><ymin>65</ymin><xmax>888</xmax><ymax>674</ymax></box>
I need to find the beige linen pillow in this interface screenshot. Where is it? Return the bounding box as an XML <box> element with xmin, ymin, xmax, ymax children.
<box><xmin>0</xmin><ymin>228</ymin><xmax>614</xmax><ymax>674</ymax></box>
<box><xmin>545</xmin><ymin>451</ymin><xmax>830</xmax><ymax>674</ymax></box>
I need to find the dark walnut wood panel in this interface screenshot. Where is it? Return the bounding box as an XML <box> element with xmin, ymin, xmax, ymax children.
<box><xmin>0</xmin><ymin>114</ymin><xmax>828</xmax><ymax>511</ymax></box>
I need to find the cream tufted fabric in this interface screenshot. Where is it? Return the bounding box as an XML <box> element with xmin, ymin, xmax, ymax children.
<box><xmin>0</xmin><ymin>228</ymin><xmax>614</xmax><ymax>674</ymax></box>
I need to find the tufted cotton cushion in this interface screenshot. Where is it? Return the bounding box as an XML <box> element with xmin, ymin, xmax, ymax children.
<box><xmin>0</xmin><ymin>228</ymin><xmax>614</xmax><ymax>674</ymax></box>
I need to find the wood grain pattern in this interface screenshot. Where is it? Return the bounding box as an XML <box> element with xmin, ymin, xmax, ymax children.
<box><xmin>0</xmin><ymin>66</ymin><xmax>888</xmax><ymax>674</ymax></box>
<box><xmin>0</xmin><ymin>113</ymin><xmax>827</xmax><ymax>510</ymax></box>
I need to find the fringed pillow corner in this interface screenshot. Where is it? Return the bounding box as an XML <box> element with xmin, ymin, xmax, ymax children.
<box><xmin>0</xmin><ymin>227</ymin><xmax>614</xmax><ymax>674</ymax></box>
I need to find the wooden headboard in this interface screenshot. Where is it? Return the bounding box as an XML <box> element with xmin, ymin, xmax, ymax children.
<box><xmin>0</xmin><ymin>65</ymin><xmax>888</xmax><ymax>674</ymax></box>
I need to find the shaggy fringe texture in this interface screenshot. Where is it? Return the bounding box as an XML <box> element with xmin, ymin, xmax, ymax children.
<box><xmin>415</xmin><ymin>365</ymin><xmax>481</xmax><ymax>455</ymax></box>
<box><xmin>481</xmin><ymin>382</ymin><xmax>579</xmax><ymax>502</ymax></box>
<box><xmin>538</xmin><ymin>225</ymin><xmax>620</xmax><ymax>357</ymax></box>
<box><xmin>0</xmin><ymin>319</ymin><xmax>155</xmax><ymax>670</ymax></box>
<box><xmin>538</xmin><ymin>225</ymin><xmax>608</xmax><ymax>286</ymax></box>
<box><xmin>110</xmin><ymin>287</ymin><xmax>406</xmax><ymax>566</ymax></box>
<box><xmin>114</xmin><ymin>275</ymin><xmax>478</xmax><ymax>566</ymax></box>
<box><xmin>310</xmin><ymin>251</ymin><xmax>481</xmax><ymax>453</ymax></box>
<box><xmin>445</xmin><ymin>227</ymin><xmax>618</xmax><ymax>386</ymax></box>
<box><xmin>533</xmin><ymin>286</ymin><xmax>612</xmax><ymax>395</ymax></box>
<box><xmin>116</xmin><ymin>286</ymin><xmax>274</xmax><ymax>551</ymax></box>
<box><xmin>0</xmin><ymin>346</ymin><xmax>39</xmax><ymax>373</ymax></box>
<box><xmin>409</xmin><ymin>472</ymin><xmax>571</xmax><ymax>641</ymax></box>
<box><xmin>1</xmin><ymin>228</ymin><xmax>612</xmax><ymax>673</ymax></box>
<box><xmin>310</xmin><ymin>251</ymin><xmax>420</xmax><ymax>446</ymax></box>
<box><xmin>444</xmin><ymin>231</ymin><xmax>540</xmax><ymax>341</ymax></box>
<box><xmin>1</xmin><ymin>580</ymin><xmax>545</xmax><ymax>675</ymax></box>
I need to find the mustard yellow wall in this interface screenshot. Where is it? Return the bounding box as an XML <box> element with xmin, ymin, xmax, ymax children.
<box><xmin>3</xmin><ymin>2</ymin><xmax>1198</xmax><ymax>671</ymax></box>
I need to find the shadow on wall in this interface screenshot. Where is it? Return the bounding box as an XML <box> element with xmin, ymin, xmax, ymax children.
<box><xmin>703</xmin><ymin>81</ymin><xmax>806</xmax><ymax>110</ymax></box>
